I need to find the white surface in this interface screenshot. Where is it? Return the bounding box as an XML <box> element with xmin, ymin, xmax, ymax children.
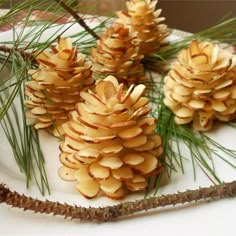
<box><xmin>0</xmin><ymin>23</ymin><xmax>236</xmax><ymax>236</ymax></box>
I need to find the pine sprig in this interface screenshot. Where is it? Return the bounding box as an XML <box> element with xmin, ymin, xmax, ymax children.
<box><xmin>145</xmin><ymin>17</ymin><xmax>236</xmax><ymax>68</ymax></box>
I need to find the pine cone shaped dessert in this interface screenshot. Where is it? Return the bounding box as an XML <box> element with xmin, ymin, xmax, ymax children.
<box><xmin>58</xmin><ymin>76</ymin><xmax>163</xmax><ymax>199</ymax></box>
<box><xmin>25</xmin><ymin>37</ymin><xmax>94</xmax><ymax>135</ymax></box>
<box><xmin>163</xmin><ymin>40</ymin><xmax>236</xmax><ymax>131</ymax></box>
<box><xmin>116</xmin><ymin>0</ymin><xmax>169</xmax><ymax>55</ymax></box>
<box><xmin>91</xmin><ymin>23</ymin><xmax>146</xmax><ymax>86</ymax></box>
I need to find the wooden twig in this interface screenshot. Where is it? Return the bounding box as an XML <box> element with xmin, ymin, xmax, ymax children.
<box><xmin>54</xmin><ymin>0</ymin><xmax>99</xmax><ymax>40</ymax></box>
<box><xmin>0</xmin><ymin>181</ymin><xmax>236</xmax><ymax>223</ymax></box>
<box><xmin>0</xmin><ymin>45</ymin><xmax>35</xmax><ymax>62</ymax></box>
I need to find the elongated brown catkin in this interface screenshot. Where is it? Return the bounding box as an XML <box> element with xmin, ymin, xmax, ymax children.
<box><xmin>0</xmin><ymin>181</ymin><xmax>236</xmax><ymax>222</ymax></box>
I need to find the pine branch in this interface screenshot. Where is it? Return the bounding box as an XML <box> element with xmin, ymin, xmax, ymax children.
<box><xmin>0</xmin><ymin>45</ymin><xmax>35</xmax><ymax>62</ymax></box>
<box><xmin>0</xmin><ymin>181</ymin><xmax>235</xmax><ymax>223</ymax></box>
<box><xmin>54</xmin><ymin>0</ymin><xmax>99</xmax><ymax>40</ymax></box>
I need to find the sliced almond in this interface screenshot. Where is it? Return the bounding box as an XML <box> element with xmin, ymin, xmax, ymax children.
<box><xmin>124</xmin><ymin>84</ymin><xmax>146</xmax><ymax>106</ymax></box>
<box><xmin>213</xmin><ymin>90</ymin><xmax>230</xmax><ymax>100</ymax></box>
<box><xmin>88</xmin><ymin>162</ymin><xmax>110</xmax><ymax>180</ymax></box>
<box><xmin>191</xmin><ymin>52</ymin><xmax>208</xmax><ymax>65</ymax></box>
<box><xmin>123</xmin><ymin>135</ymin><xmax>147</xmax><ymax>148</ymax></box>
<box><xmin>100</xmin><ymin>176</ymin><xmax>122</xmax><ymax>193</ymax></box>
<box><xmin>175</xmin><ymin>107</ymin><xmax>194</xmax><ymax>118</ymax></box>
<box><xmin>74</xmin><ymin>166</ymin><xmax>93</xmax><ymax>182</ymax></box>
<box><xmin>211</xmin><ymin>100</ymin><xmax>227</xmax><ymax>112</ymax></box>
<box><xmin>131</xmin><ymin>174</ymin><xmax>146</xmax><ymax>183</ymax></box>
<box><xmin>174</xmin><ymin>116</ymin><xmax>193</xmax><ymax>125</ymax></box>
<box><xmin>102</xmin><ymin>145</ymin><xmax>123</xmax><ymax>154</ymax></box>
<box><xmin>99</xmin><ymin>156</ymin><xmax>123</xmax><ymax>169</ymax></box>
<box><xmin>76</xmin><ymin>180</ymin><xmax>100</xmax><ymax>199</ymax></box>
<box><xmin>133</xmin><ymin>153</ymin><xmax>157</xmax><ymax>175</ymax></box>
<box><xmin>189</xmin><ymin>40</ymin><xmax>200</xmax><ymax>56</ymax></box>
<box><xmin>59</xmin><ymin>153</ymin><xmax>81</xmax><ymax>169</ymax></box>
<box><xmin>122</xmin><ymin>153</ymin><xmax>145</xmax><ymax>165</ymax></box>
<box><xmin>102</xmin><ymin>187</ymin><xmax>125</xmax><ymax>200</ymax></box>
<box><xmin>112</xmin><ymin>166</ymin><xmax>133</xmax><ymax>180</ymax></box>
<box><xmin>118</xmin><ymin>126</ymin><xmax>142</xmax><ymax>140</ymax></box>
<box><xmin>133</xmin><ymin>97</ymin><xmax>149</xmax><ymax>109</ymax></box>
<box><xmin>188</xmin><ymin>99</ymin><xmax>205</xmax><ymax>109</ymax></box>
<box><xmin>58</xmin><ymin>166</ymin><xmax>77</xmax><ymax>181</ymax></box>
<box><xmin>125</xmin><ymin>181</ymin><xmax>147</xmax><ymax>192</ymax></box>
<box><xmin>77</xmin><ymin>148</ymin><xmax>101</xmax><ymax>159</ymax></box>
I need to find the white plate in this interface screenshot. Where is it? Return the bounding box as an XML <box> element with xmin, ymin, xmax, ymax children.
<box><xmin>0</xmin><ymin>22</ymin><xmax>235</xmax><ymax>236</ymax></box>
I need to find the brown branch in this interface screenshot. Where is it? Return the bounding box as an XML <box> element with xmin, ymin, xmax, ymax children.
<box><xmin>54</xmin><ymin>0</ymin><xmax>100</xmax><ymax>40</ymax></box>
<box><xmin>0</xmin><ymin>181</ymin><xmax>236</xmax><ymax>223</ymax></box>
<box><xmin>0</xmin><ymin>45</ymin><xmax>36</xmax><ymax>62</ymax></box>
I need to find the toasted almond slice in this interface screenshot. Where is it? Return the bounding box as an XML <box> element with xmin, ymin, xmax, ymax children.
<box><xmin>189</xmin><ymin>40</ymin><xmax>200</xmax><ymax>56</ymax></box>
<box><xmin>133</xmin><ymin>97</ymin><xmax>149</xmax><ymax>110</ymax></box>
<box><xmin>151</xmin><ymin>135</ymin><xmax>162</xmax><ymax>148</ymax></box>
<box><xmin>116</xmin><ymin>83</ymin><xmax>124</xmax><ymax>102</ymax></box>
<box><xmin>171</xmin><ymin>92</ymin><xmax>189</xmax><ymax>103</ymax></box>
<box><xmin>63</xmin><ymin>136</ymin><xmax>84</xmax><ymax>151</ymax></box>
<box><xmin>102</xmin><ymin>187</ymin><xmax>125</xmax><ymax>200</ymax></box>
<box><xmin>100</xmin><ymin>176</ymin><xmax>122</xmax><ymax>193</ymax></box>
<box><xmin>174</xmin><ymin>116</ymin><xmax>193</xmax><ymax>125</ymax></box>
<box><xmin>112</xmin><ymin>166</ymin><xmax>133</xmax><ymax>180</ymax></box>
<box><xmin>35</xmin><ymin>122</ymin><xmax>53</xmax><ymax>129</ymax></box>
<box><xmin>102</xmin><ymin>145</ymin><xmax>123</xmax><ymax>154</ymax></box>
<box><xmin>78</xmin><ymin>148</ymin><xmax>101</xmax><ymax>159</ymax></box>
<box><xmin>89</xmin><ymin>162</ymin><xmax>110</xmax><ymax>180</ymax></box>
<box><xmin>137</xmin><ymin>117</ymin><xmax>155</xmax><ymax>127</ymax></box>
<box><xmin>191</xmin><ymin>52</ymin><xmax>208</xmax><ymax>65</ymax></box>
<box><xmin>99</xmin><ymin>156</ymin><xmax>123</xmax><ymax>169</ymax></box>
<box><xmin>97</xmin><ymin>80</ymin><xmax>117</xmax><ymax>101</ymax></box>
<box><xmin>211</xmin><ymin>100</ymin><xmax>227</xmax><ymax>112</ymax></box>
<box><xmin>163</xmin><ymin>97</ymin><xmax>180</xmax><ymax>110</ymax></box>
<box><xmin>118</xmin><ymin>126</ymin><xmax>142</xmax><ymax>140</ymax></box>
<box><xmin>125</xmin><ymin>181</ymin><xmax>147</xmax><ymax>192</ymax></box>
<box><xmin>175</xmin><ymin>107</ymin><xmax>194</xmax><ymax>118</ymax></box>
<box><xmin>215</xmin><ymin>80</ymin><xmax>233</xmax><ymax>90</ymax></box>
<box><xmin>58</xmin><ymin>37</ymin><xmax>72</xmax><ymax>50</ymax></box>
<box><xmin>122</xmin><ymin>153</ymin><xmax>144</xmax><ymax>166</ymax></box>
<box><xmin>58</xmin><ymin>49</ymin><xmax>71</xmax><ymax>60</ymax></box>
<box><xmin>38</xmin><ymin>58</ymin><xmax>56</xmax><ymax>67</ymax></box>
<box><xmin>74</xmin><ymin>166</ymin><xmax>93</xmax><ymax>182</ymax></box>
<box><xmin>173</xmin><ymin>85</ymin><xmax>192</xmax><ymax>96</ymax></box>
<box><xmin>129</xmin><ymin>106</ymin><xmax>151</xmax><ymax>120</ymax></box>
<box><xmin>123</xmin><ymin>135</ymin><xmax>147</xmax><ymax>148</ymax></box>
<box><xmin>62</xmin><ymin>123</ymin><xmax>82</xmax><ymax>140</ymax></box>
<box><xmin>131</xmin><ymin>174</ymin><xmax>146</xmax><ymax>183</ymax></box>
<box><xmin>31</xmin><ymin>107</ymin><xmax>47</xmax><ymax>115</ymax></box>
<box><xmin>134</xmin><ymin>139</ymin><xmax>155</xmax><ymax>151</ymax></box>
<box><xmin>58</xmin><ymin>166</ymin><xmax>77</xmax><ymax>181</ymax></box>
<box><xmin>124</xmin><ymin>84</ymin><xmax>146</xmax><ymax>106</ymax></box>
<box><xmin>111</xmin><ymin>120</ymin><xmax>136</xmax><ymax>128</ymax></box>
<box><xmin>213</xmin><ymin>90</ymin><xmax>231</xmax><ymax>100</ymax></box>
<box><xmin>59</xmin><ymin>153</ymin><xmax>81</xmax><ymax>169</ymax></box>
<box><xmin>188</xmin><ymin>99</ymin><xmax>205</xmax><ymax>109</ymax></box>
<box><xmin>121</xmin><ymin>84</ymin><xmax>135</xmax><ymax>103</ymax></box>
<box><xmin>193</xmin><ymin>89</ymin><xmax>211</xmax><ymax>96</ymax></box>
<box><xmin>133</xmin><ymin>153</ymin><xmax>157</xmax><ymax>175</ymax></box>
<box><xmin>80</xmin><ymin>91</ymin><xmax>107</xmax><ymax>110</ymax></box>
<box><xmin>76</xmin><ymin>180</ymin><xmax>100</xmax><ymax>199</ymax></box>
<box><xmin>74</xmin><ymin>154</ymin><xmax>97</xmax><ymax>164</ymax></box>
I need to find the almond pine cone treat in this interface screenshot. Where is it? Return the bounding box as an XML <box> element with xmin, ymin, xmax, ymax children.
<box><xmin>58</xmin><ymin>76</ymin><xmax>163</xmax><ymax>199</ymax></box>
<box><xmin>25</xmin><ymin>37</ymin><xmax>94</xmax><ymax>136</ymax></box>
<box><xmin>91</xmin><ymin>23</ymin><xmax>147</xmax><ymax>86</ymax></box>
<box><xmin>116</xmin><ymin>0</ymin><xmax>169</xmax><ymax>55</ymax></box>
<box><xmin>163</xmin><ymin>40</ymin><xmax>236</xmax><ymax>131</ymax></box>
